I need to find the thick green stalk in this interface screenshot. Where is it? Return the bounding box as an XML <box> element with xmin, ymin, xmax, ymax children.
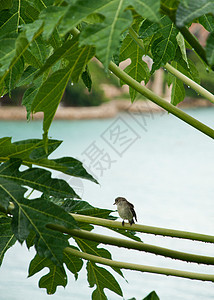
<box><xmin>65</xmin><ymin>247</ymin><xmax>214</xmax><ymax>282</ymax></box>
<box><xmin>70</xmin><ymin>213</ymin><xmax>214</xmax><ymax>243</ymax></box>
<box><xmin>47</xmin><ymin>224</ymin><xmax>214</xmax><ymax>265</ymax></box>
<box><xmin>109</xmin><ymin>60</ymin><xmax>214</xmax><ymax>139</ymax></box>
<box><xmin>1</xmin><ymin>203</ymin><xmax>214</xmax><ymax>243</ymax></box>
<box><xmin>70</xmin><ymin>27</ymin><xmax>214</xmax><ymax>138</ymax></box>
<box><xmin>165</xmin><ymin>63</ymin><xmax>214</xmax><ymax>104</ymax></box>
<box><xmin>129</xmin><ymin>27</ymin><xmax>214</xmax><ymax>104</ymax></box>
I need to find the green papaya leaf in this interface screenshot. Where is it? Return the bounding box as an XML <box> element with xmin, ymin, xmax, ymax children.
<box><xmin>11</xmin><ymin>197</ymin><xmax>79</xmax><ymax>265</ymax></box>
<box><xmin>0</xmin><ymin>137</ymin><xmax>61</xmax><ymax>163</ymax></box>
<box><xmin>0</xmin><ymin>159</ymin><xmax>80</xmax><ymax>199</ymax></box>
<box><xmin>28</xmin><ymin>254</ymin><xmax>67</xmax><ymax>294</ymax></box>
<box><xmin>120</xmin><ymin>30</ymin><xmax>150</xmax><ymax>101</ymax></box>
<box><xmin>31</xmin><ymin>36</ymin><xmax>95</xmax><ymax>142</ymax></box>
<box><xmin>0</xmin><ymin>0</ymin><xmax>13</xmax><ymax>10</ymax></box>
<box><xmin>63</xmin><ymin>245</ymin><xmax>84</xmax><ymax>280</ymax></box>
<box><xmin>87</xmin><ymin>261</ymin><xmax>123</xmax><ymax>300</ymax></box>
<box><xmin>151</xmin><ymin>16</ymin><xmax>178</xmax><ymax>73</ymax></box>
<box><xmin>62</xmin><ymin>199</ymin><xmax>113</xmax><ymax>217</ymax></box>
<box><xmin>176</xmin><ymin>0</ymin><xmax>214</xmax><ymax>27</ymax></box>
<box><xmin>206</xmin><ymin>32</ymin><xmax>214</xmax><ymax>66</ymax></box>
<box><xmin>0</xmin><ymin>217</ymin><xmax>16</xmax><ymax>266</ymax></box>
<box><xmin>76</xmin><ymin>238</ymin><xmax>124</xmax><ymax>279</ymax></box>
<box><xmin>143</xmin><ymin>290</ymin><xmax>160</xmax><ymax>300</ymax></box>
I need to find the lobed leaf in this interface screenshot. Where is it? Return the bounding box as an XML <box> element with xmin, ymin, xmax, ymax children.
<box><xmin>167</xmin><ymin>57</ymin><xmax>200</xmax><ymax>106</ymax></box>
<box><xmin>11</xmin><ymin>197</ymin><xmax>78</xmax><ymax>265</ymax></box>
<box><xmin>76</xmin><ymin>238</ymin><xmax>124</xmax><ymax>279</ymax></box>
<box><xmin>87</xmin><ymin>261</ymin><xmax>123</xmax><ymax>300</ymax></box>
<box><xmin>62</xmin><ymin>199</ymin><xmax>113</xmax><ymax>217</ymax></box>
<box><xmin>206</xmin><ymin>32</ymin><xmax>214</xmax><ymax>66</ymax></box>
<box><xmin>176</xmin><ymin>0</ymin><xmax>214</xmax><ymax>27</ymax></box>
<box><xmin>31</xmin><ymin>36</ymin><xmax>95</xmax><ymax>141</ymax></box>
<box><xmin>0</xmin><ymin>137</ymin><xmax>97</xmax><ymax>183</ymax></box>
<box><xmin>120</xmin><ymin>28</ymin><xmax>150</xmax><ymax>101</ymax></box>
<box><xmin>0</xmin><ymin>0</ymin><xmax>13</xmax><ymax>10</ymax></box>
<box><xmin>28</xmin><ymin>254</ymin><xmax>67</xmax><ymax>294</ymax></box>
<box><xmin>0</xmin><ymin>217</ymin><xmax>16</xmax><ymax>266</ymax></box>
<box><xmin>0</xmin><ymin>159</ymin><xmax>80</xmax><ymax>199</ymax></box>
<box><xmin>63</xmin><ymin>245</ymin><xmax>84</xmax><ymax>280</ymax></box>
<box><xmin>151</xmin><ymin>16</ymin><xmax>178</xmax><ymax>73</ymax></box>
<box><xmin>198</xmin><ymin>14</ymin><xmax>214</xmax><ymax>32</ymax></box>
<box><xmin>0</xmin><ymin>137</ymin><xmax>61</xmax><ymax>163</ymax></box>
<box><xmin>79</xmin><ymin>0</ymin><xmax>133</xmax><ymax>70</ymax></box>
<box><xmin>143</xmin><ymin>290</ymin><xmax>160</xmax><ymax>300</ymax></box>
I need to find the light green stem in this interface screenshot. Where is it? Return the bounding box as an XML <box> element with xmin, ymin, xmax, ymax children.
<box><xmin>1</xmin><ymin>203</ymin><xmax>214</xmax><ymax>244</ymax></box>
<box><xmin>70</xmin><ymin>27</ymin><xmax>214</xmax><ymax>138</ymax></box>
<box><xmin>70</xmin><ymin>213</ymin><xmax>214</xmax><ymax>243</ymax></box>
<box><xmin>109</xmin><ymin>60</ymin><xmax>214</xmax><ymax>139</ymax></box>
<box><xmin>128</xmin><ymin>27</ymin><xmax>214</xmax><ymax>104</ymax></box>
<box><xmin>165</xmin><ymin>63</ymin><xmax>214</xmax><ymax>104</ymax></box>
<box><xmin>65</xmin><ymin>247</ymin><xmax>214</xmax><ymax>282</ymax></box>
<box><xmin>47</xmin><ymin>224</ymin><xmax>214</xmax><ymax>265</ymax></box>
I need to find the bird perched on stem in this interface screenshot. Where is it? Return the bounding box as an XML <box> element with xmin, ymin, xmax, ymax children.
<box><xmin>113</xmin><ymin>197</ymin><xmax>137</xmax><ymax>226</ymax></box>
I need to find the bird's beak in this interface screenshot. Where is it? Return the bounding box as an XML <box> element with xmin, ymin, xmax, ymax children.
<box><xmin>113</xmin><ymin>202</ymin><xmax>116</xmax><ymax>205</ymax></box>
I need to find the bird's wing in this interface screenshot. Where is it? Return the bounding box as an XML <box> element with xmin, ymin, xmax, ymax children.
<box><xmin>131</xmin><ymin>207</ymin><xmax>137</xmax><ymax>221</ymax></box>
<box><xmin>128</xmin><ymin>201</ymin><xmax>137</xmax><ymax>222</ymax></box>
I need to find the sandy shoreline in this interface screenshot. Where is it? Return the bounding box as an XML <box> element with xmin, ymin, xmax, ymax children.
<box><xmin>0</xmin><ymin>98</ymin><xmax>212</xmax><ymax>120</ymax></box>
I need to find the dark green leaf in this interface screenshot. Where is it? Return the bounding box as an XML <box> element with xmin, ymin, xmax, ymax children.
<box><xmin>0</xmin><ymin>10</ymin><xmax>18</xmax><ymax>38</ymax></box>
<box><xmin>120</xmin><ymin>30</ymin><xmax>150</xmax><ymax>101</ymax></box>
<box><xmin>28</xmin><ymin>254</ymin><xmax>67</xmax><ymax>294</ymax></box>
<box><xmin>62</xmin><ymin>199</ymin><xmax>113</xmax><ymax>217</ymax></box>
<box><xmin>198</xmin><ymin>14</ymin><xmax>214</xmax><ymax>32</ymax></box>
<box><xmin>31</xmin><ymin>37</ymin><xmax>95</xmax><ymax>141</ymax></box>
<box><xmin>0</xmin><ymin>137</ymin><xmax>61</xmax><ymax>163</ymax></box>
<box><xmin>5</xmin><ymin>57</ymin><xmax>25</xmax><ymax>95</ymax></box>
<box><xmin>76</xmin><ymin>238</ymin><xmax>124</xmax><ymax>279</ymax></box>
<box><xmin>176</xmin><ymin>0</ymin><xmax>214</xmax><ymax>27</ymax></box>
<box><xmin>63</xmin><ymin>246</ymin><xmax>83</xmax><ymax>280</ymax></box>
<box><xmin>0</xmin><ymin>159</ymin><xmax>80</xmax><ymax>199</ymax></box>
<box><xmin>35</xmin><ymin>36</ymin><xmax>95</xmax><ymax>80</ymax></box>
<box><xmin>22</xmin><ymin>81</ymin><xmax>42</xmax><ymax>121</ymax></box>
<box><xmin>206</xmin><ymin>32</ymin><xmax>214</xmax><ymax>66</ymax></box>
<box><xmin>11</xmin><ymin>197</ymin><xmax>78</xmax><ymax>265</ymax></box>
<box><xmin>81</xmin><ymin>66</ymin><xmax>92</xmax><ymax>92</ymax></box>
<box><xmin>40</xmin><ymin>157</ymin><xmax>98</xmax><ymax>183</ymax></box>
<box><xmin>151</xmin><ymin>16</ymin><xmax>178</xmax><ymax>73</ymax></box>
<box><xmin>143</xmin><ymin>290</ymin><xmax>160</xmax><ymax>300</ymax></box>
<box><xmin>79</xmin><ymin>5</ymin><xmax>132</xmax><ymax>70</ymax></box>
<box><xmin>139</xmin><ymin>19</ymin><xmax>160</xmax><ymax>39</ymax></box>
<box><xmin>168</xmin><ymin>56</ymin><xmax>200</xmax><ymax>106</ymax></box>
<box><xmin>0</xmin><ymin>137</ymin><xmax>97</xmax><ymax>183</ymax></box>
<box><xmin>39</xmin><ymin>6</ymin><xmax>67</xmax><ymax>40</ymax></box>
<box><xmin>0</xmin><ymin>0</ymin><xmax>13</xmax><ymax>10</ymax></box>
<box><xmin>0</xmin><ymin>217</ymin><xmax>16</xmax><ymax>266</ymax></box>
<box><xmin>0</xmin><ymin>34</ymin><xmax>17</xmax><ymax>77</ymax></box>
<box><xmin>17</xmin><ymin>66</ymin><xmax>38</xmax><ymax>87</ymax></box>
<box><xmin>87</xmin><ymin>261</ymin><xmax>123</xmax><ymax>300</ymax></box>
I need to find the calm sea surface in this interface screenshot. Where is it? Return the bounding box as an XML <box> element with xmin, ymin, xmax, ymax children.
<box><xmin>0</xmin><ymin>107</ymin><xmax>214</xmax><ymax>300</ymax></box>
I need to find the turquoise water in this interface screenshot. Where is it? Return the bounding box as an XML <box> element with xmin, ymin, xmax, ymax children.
<box><xmin>0</xmin><ymin>107</ymin><xmax>214</xmax><ymax>299</ymax></box>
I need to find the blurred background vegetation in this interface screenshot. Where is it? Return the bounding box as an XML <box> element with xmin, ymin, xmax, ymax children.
<box><xmin>1</xmin><ymin>48</ymin><xmax>214</xmax><ymax>107</ymax></box>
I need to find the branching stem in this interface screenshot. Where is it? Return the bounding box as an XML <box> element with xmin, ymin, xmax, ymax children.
<box><xmin>129</xmin><ymin>27</ymin><xmax>214</xmax><ymax>104</ymax></box>
<box><xmin>65</xmin><ymin>247</ymin><xmax>214</xmax><ymax>282</ymax></box>
<box><xmin>70</xmin><ymin>213</ymin><xmax>214</xmax><ymax>243</ymax></box>
<box><xmin>46</xmin><ymin>224</ymin><xmax>214</xmax><ymax>266</ymax></box>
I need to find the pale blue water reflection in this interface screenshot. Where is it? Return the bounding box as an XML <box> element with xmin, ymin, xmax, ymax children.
<box><xmin>0</xmin><ymin>107</ymin><xmax>214</xmax><ymax>299</ymax></box>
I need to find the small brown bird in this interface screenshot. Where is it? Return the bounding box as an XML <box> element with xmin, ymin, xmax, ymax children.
<box><xmin>113</xmin><ymin>197</ymin><xmax>137</xmax><ymax>226</ymax></box>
